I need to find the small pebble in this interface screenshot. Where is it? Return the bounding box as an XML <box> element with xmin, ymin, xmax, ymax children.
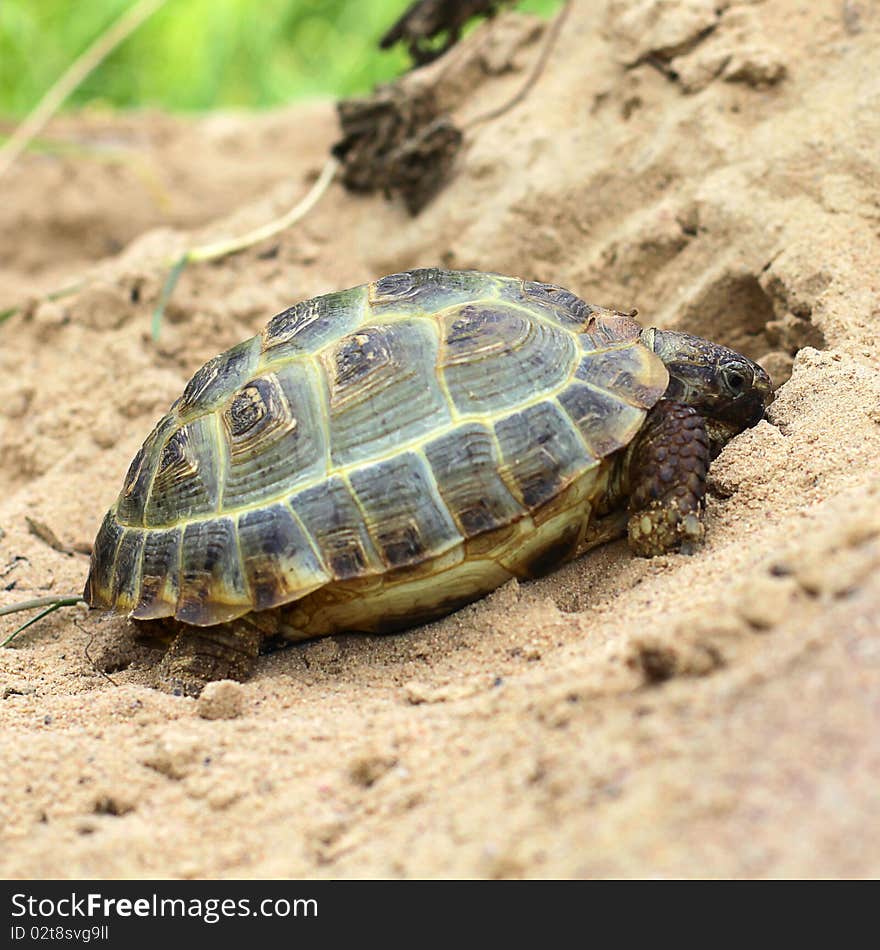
<box><xmin>196</xmin><ymin>680</ymin><xmax>245</xmax><ymax>720</ymax></box>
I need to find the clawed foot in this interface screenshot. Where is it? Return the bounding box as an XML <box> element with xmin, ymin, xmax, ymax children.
<box><xmin>627</xmin><ymin>502</ymin><xmax>704</xmax><ymax>557</ymax></box>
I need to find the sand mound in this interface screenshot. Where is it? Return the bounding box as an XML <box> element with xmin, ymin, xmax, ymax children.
<box><xmin>1</xmin><ymin>0</ymin><xmax>878</xmax><ymax>878</ymax></box>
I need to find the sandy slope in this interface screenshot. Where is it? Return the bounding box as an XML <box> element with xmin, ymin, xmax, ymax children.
<box><xmin>1</xmin><ymin>0</ymin><xmax>878</xmax><ymax>878</ymax></box>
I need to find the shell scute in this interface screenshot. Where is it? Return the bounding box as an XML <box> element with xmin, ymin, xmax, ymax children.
<box><xmin>262</xmin><ymin>286</ymin><xmax>366</xmax><ymax>361</ymax></box>
<box><xmin>575</xmin><ymin>343</ymin><xmax>668</xmax><ymax>409</ymax></box>
<box><xmin>144</xmin><ymin>416</ymin><xmax>221</xmax><ymax>527</ymax></box>
<box><xmin>221</xmin><ymin>366</ymin><xmax>327</xmax><ymax>510</ymax></box>
<box><xmin>348</xmin><ymin>451</ymin><xmax>461</xmax><ymax>569</ymax></box>
<box><xmin>176</xmin><ymin>517</ymin><xmax>249</xmax><ymax>625</ymax></box>
<box><xmin>237</xmin><ymin>504</ymin><xmax>328</xmax><ymax>612</ymax></box>
<box><xmin>84</xmin><ymin>510</ymin><xmax>124</xmax><ymax>608</ymax></box>
<box><xmin>369</xmin><ymin>268</ymin><xmax>494</xmax><ymax>315</ymax></box>
<box><xmin>438</xmin><ymin>302</ymin><xmax>577</xmax><ymax>416</ymax></box>
<box><xmin>558</xmin><ymin>382</ymin><xmax>647</xmax><ymax>458</ymax></box>
<box><xmin>322</xmin><ymin>319</ymin><xmax>451</xmax><ymax>467</ymax></box>
<box><xmin>116</xmin><ymin>446</ymin><xmax>150</xmax><ymax>524</ymax></box>
<box><xmin>290</xmin><ymin>476</ymin><xmax>383</xmax><ymax>580</ymax></box>
<box><xmin>495</xmin><ymin>401</ymin><xmax>598</xmax><ymax>510</ymax></box>
<box><xmin>132</xmin><ymin>526</ymin><xmax>181</xmax><ymax>620</ymax></box>
<box><xmin>177</xmin><ymin>337</ymin><xmax>261</xmax><ymax>417</ymax></box>
<box><xmin>516</xmin><ymin>280</ymin><xmax>596</xmax><ymax>326</ymax></box>
<box><xmin>110</xmin><ymin>528</ymin><xmax>145</xmax><ymax>611</ymax></box>
<box><xmin>423</xmin><ymin>422</ymin><xmax>521</xmax><ymax>536</ymax></box>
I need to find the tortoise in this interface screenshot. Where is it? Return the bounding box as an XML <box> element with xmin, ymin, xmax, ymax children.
<box><xmin>84</xmin><ymin>269</ymin><xmax>772</xmax><ymax>695</ymax></box>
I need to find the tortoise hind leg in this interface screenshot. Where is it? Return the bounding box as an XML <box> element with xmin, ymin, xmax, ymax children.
<box><xmin>624</xmin><ymin>401</ymin><xmax>711</xmax><ymax>557</ymax></box>
<box><xmin>154</xmin><ymin>618</ymin><xmax>263</xmax><ymax>697</ymax></box>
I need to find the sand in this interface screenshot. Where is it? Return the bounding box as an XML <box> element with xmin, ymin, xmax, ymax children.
<box><xmin>1</xmin><ymin>0</ymin><xmax>879</xmax><ymax>879</ymax></box>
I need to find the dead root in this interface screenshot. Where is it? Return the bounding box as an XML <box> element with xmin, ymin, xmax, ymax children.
<box><xmin>333</xmin><ymin>84</ymin><xmax>463</xmax><ymax>215</ymax></box>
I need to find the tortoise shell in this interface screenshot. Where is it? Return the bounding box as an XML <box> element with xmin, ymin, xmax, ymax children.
<box><xmin>84</xmin><ymin>269</ymin><xmax>668</xmax><ymax>628</ymax></box>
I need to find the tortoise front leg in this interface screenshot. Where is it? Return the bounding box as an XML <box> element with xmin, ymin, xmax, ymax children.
<box><xmin>154</xmin><ymin>619</ymin><xmax>263</xmax><ymax>697</ymax></box>
<box><xmin>624</xmin><ymin>401</ymin><xmax>711</xmax><ymax>557</ymax></box>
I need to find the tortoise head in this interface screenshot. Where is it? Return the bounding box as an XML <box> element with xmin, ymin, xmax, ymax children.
<box><xmin>639</xmin><ymin>328</ymin><xmax>773</xmax><ymax>457</ymax></box>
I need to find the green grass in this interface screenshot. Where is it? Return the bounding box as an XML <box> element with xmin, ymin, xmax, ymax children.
<box><xmin>0</xmin><ymin>0</ymin><xmax>563</xmax><ymax>116</ymax></box>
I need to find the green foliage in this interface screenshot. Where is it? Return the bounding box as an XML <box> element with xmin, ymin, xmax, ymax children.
<box><xmin>0</xmin><ymin>0</ymin><xmax>562</xmax><ymax>116</ymax></box>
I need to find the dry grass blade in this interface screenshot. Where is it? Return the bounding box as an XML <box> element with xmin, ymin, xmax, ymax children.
<box><xmin>0</xmin><ymin>0</ymin><xmax>169</xmax><ymax>181</ymax></box>
<box><xmin>0</xmin><ymin>596</ymin><xmax>85</xmax><ymax>647</ymax></box>
<box><xmin>151</xmin><ymin>157</ymin><xmax>339</xmax><ymax>340</ymax></box>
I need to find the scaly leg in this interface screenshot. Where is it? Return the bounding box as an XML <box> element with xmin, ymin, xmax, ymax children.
<box><xmin>625</xmin><ymin>401</ymin><xmax>711</xmax><ymax>557</ymax></box>
<box><xmin>154</xmin><ymin>618</ymin><xmax>263</xmax><ymax>697</ymax></box>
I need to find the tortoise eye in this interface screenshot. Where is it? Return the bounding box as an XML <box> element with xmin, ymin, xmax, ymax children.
<box><xmin>723</xmin><ymin>363</ymin><xmax>750</xmax><ymax>395</ymax></box>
